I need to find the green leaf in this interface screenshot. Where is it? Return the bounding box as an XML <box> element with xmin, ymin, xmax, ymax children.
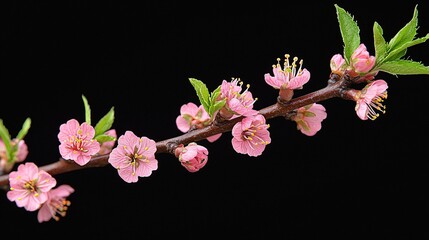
<box><xmin>189</xmin><ymin>78</ymin><xmax>210</xmax><ymax>113</ymax></box>
<box><xmin>16</xmin><ymin>117</ymin><xmax>31</xmax><ymax>140</ymax></box>
<box><xmin>387</xmin><ymin>5</ymin><xmax>418</xmax><ymax>52</ymax></box>
<box><xmin>373</xmin><ymin>22</ymin><xmax>388</xmax><ymax>64</ymax></box>
<box><xmin>94</xmin><ymin>134</ymin><xmax>116</xmax><ymax>144</ymax></box>
<box><xmin>335</xmin><ymin>4</ymin><xmax>360</xmax><ymax>62</ymax></box>
<box><xmin>378</xmin><ymin>60</ymin><xmax>429</xmax><ymax>75</ymax></box>
<box><xmin>208</xmin><ymin>99</ymin><xmax>226</xmax><ymax>117</ymax></box>
<box><xmin>0</xmin><ymin>119</ymin><xmax>13</xmax><ymax>161</ymax></box>
<box><xmin>94</xmin><ymin>107</ymin><xmax>115</xmax><ymax>137</ymax></box>
<box><xmin>209</xmin><ymin>85</ymin><xmax>221</xmax><ymax>104</ymax></box>
<box><xmin>82</xmin><ymin>95</ymin><xmax>91</xmax><ymax>125</ymax></box>
<box><xmin>384</xmin><ymin>34</ymin><xmax>429</xmax><ymax>62</ymax></box>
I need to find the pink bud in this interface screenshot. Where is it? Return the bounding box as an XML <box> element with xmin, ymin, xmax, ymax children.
<box><xmin>350</xmin><ymin>44</ymin><xmax>375</xmax><ymax>74</ymax></box>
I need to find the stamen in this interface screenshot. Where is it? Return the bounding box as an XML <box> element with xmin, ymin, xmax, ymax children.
<box><xmin>366</xmin><ymin>90</ymin><xmax>388</xmax><ymax>120</ymax></box>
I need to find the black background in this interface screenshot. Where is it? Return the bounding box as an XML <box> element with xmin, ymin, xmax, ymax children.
<box><xmin>1</xmin><ymin>1</ymin><xmax>428</xmax><ymax>239</ymax></box>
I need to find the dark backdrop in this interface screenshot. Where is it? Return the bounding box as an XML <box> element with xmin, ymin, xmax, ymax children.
<box><xmin>1</xmin><ymin>1</ymin><xmax>428</xmax><ymax>239</ymax></box>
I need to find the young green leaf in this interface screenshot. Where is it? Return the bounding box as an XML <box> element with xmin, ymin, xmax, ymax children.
<box><xmin>16</xmin><ymin>117</ymin><xmax>31</xmax><ymax>140</ymax></box>
<box><xmin>372</xmin><ymin>5</ymin><xmax>429</xmax><ymax>74</ymax></box>
<box><xmin>209</xmin><ymin>85</ymin><xmax>221</xmax><ymax>104</ymax></box>
<box><xmin>94</xmin><ymin>134</ymin><xmax>116</xmax><ymax>144</ymax></box>
<box><xmin>208</xmin><ymin>99</ymin><xmax>226</xmax><ymax>117</ymax></box>
<box><xmin>384</xmin><ymin>34</ymin><xmax>429</xmax><ymax>63</ymax></box>
<box><xmin>335</xmin><ymin>4</ymin><xmax>360</xmax><ymax>62</ymax></box>
<box><xmin>94</xmin><ymin>107</ymin><xmax>115</xmax><ymax>137</ymax></box>
<box><xmin>0</xmin><ymin>119</ymin><xmax>12</xmax><ymax>161</ymax></box>
<box><xmin>387</xmin><ymin>5</ymin><xmax>418</xmax><ymax>52</ymax></box>
<box><xmin>82</xmin><ymin>95</ymin><xmax>91</xmax><ymax>125</ymax></box>
<box><xmin>378</xmin><ymin>60</ymin><xmax>429</xmax><ymax>75</ymax></box>
<box><xmin>373</xmin><ymin>22</ymin><xmax>387</xmax><ymax>64</ymax></box>
<box><xmin>189</xmin><ymin>78</ymin><xmax>210</xmax><ymax>112</ymax></box>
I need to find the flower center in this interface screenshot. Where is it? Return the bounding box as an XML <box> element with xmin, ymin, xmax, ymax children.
<box><xmin>50</xmin><ymin>198</ymin><xmax>72</xmax><ymax>221</ymax></box>
<box><xmin>23</xmin><ymin>180</ymin><xmax>39</xmax><ymax>196</ymax></box>
<box><xmin>366</xmin><ymin>91</ymin><xmax>388</xmax><ymax>120</ymax></box>
<box><xmin>275</xmin><ymin>54</ymin><xmax>304</xmax><ymax>78</ymax></box>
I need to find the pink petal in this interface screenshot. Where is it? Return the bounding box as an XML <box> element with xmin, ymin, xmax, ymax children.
<box><xmin>118</xmin><ymin>131</ymin><xmax>140</xmax><ymax>150</ymax></box>
<box><xmin>80</xmin><ymin>122</ymin><xmax>96</xmax><ymax>139</ymax></box>
<box><xmin>206</xmin><ymin>133</ymin><xmax>222</xmax><ymax>142</ymax></box>
<box><xmin>118</xmin><ymin>167</ymin><xmax>138</xmax><ymax>183</ymax></box>
<box><xmin>58</xmin><ymin>119</ymin><xmax>80</xmax><ymax>141</ymax></box>
<box><xmin>288</xmin><ymin>69</ymin><xmax>310</xmax><ymax>89</ymax></box>
<box><xmin>136</xmin><ymin>159</ymin><xmax>158</xmax><ymax>177</ymax></box>
<box><xmin>50</xmin><ymin>184</ymin><xmax>74</xmax><ymax>197</ymax></box>
<box><xmin>37</xmin><ymin>203</ymin><xmax>52</xmax><ymax>223</ymax></box>
<box><xmin>176</xmin><ymin>116</ymin><xmax>190</xmax><ymax>133</ymax></box>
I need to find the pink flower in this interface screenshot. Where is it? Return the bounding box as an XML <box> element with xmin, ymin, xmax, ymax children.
<box><xmin>108</xmin><ymin>131</ymin><xmax>158</xmax><ymax>183</ymax></box>
<box><xmin>57</xmin><ymin>119</ymin><xmax>100</xmax><ymax>166</ymax></box>
<box><xmin>330</xmin><ymin>54</ymin><xmax>346</xmax><ymax>74</ymax></box>
<box><xmin>98</xmin><ymin>129</ymin><xmax>117</xmax><ymax>155</ymax></box>
<box><xmin>37</xmin><ymin>184</ymin><xmax>74</xmax><ymax>223</ymax></box>
<box><xmin>7</xmin><ymin>162</ymin><xmax>57</xmax><ymax>211</ymax></box>
<box><xmin>231</xmin><ymin>114</ymin><xmax>271</xmax><ymax>157</ymax></box>
<box><xmin>176</xmin><ymin>102</ymin><xmax>222</xmax><ymax>142</ymax></box>
<box><xmin>176</xmin><ymin>102</ymin><xmax>210</xmax><ymax>132</ymax></box>
<box><xmin>174</xmin><ymin>142</ymin><xmax>208</xmax><ymax>172</ymax></box>
<box><xmin>0</xmin><ymin>138</ymin><xmax>29</xmax><ymax>174</ymax></box>
<box><xmin>218</xmin><ymin>78</ymin><xmax>259</xmax><ymax>119</ymax></box>
<box><xmin>264</xmin><ymin>54</ymin><xmax>310</xmax><ymax>90</ymax></box>
<box><xmin>291</xmin><ymin>103</ymin><xmax>327</xmax><ymax>136</ymax></box>
<box><xmin>354</xmin><ymin>80</ymin><xmax>388</xmax><ymax>120</ymax></box>
<box><xmin>350</xmin><ymin>43</ymin><xmax>376</xmax><ymax>74</ymax></box>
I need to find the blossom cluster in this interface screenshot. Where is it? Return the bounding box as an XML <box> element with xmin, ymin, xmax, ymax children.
<box><xmin>2</xmin><ymin>44</ymin><xmax>384</xmax><ymax>223</ymax></box>
<box><xmin>2</xmin><ymin>4</ymin><xmax>428</xmax><ymax>223</ymax></box>
<box><xmin>330</xmin><ymin>43</ymin><xmax>388</xmax><ymax>120</ymax></box>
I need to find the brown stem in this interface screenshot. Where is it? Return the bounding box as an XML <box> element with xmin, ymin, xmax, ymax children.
<box><xmin>0</xmin><ymin>77</ymin><xmax>348</xmax><ymax>187</ymax></box>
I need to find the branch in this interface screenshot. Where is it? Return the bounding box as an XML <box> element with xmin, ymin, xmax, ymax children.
<box><xmin>0</xmin><ymin>77</ymin><xmax>346</xmax><ymax>187</ymax></box>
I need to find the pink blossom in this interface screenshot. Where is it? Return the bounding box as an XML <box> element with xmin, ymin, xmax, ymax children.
<box><xmin>108</xmin><ymin>131</ymin><xmax>158</xmax><ymax>183</ymax></box>
<box><xmin>218</xmin><ymin>78</ymin><xmax>259</xmax><ymax>119</ymax></box>
<box><xmin>98</xmin><ymin>129</ymin><xmax>117</xmax><ymax>155</ymax></box>
<box><xmin>291</xmin><ymin>103</ymin><xmax>327</xmax><ymax>136</ymax></box>
<box><xmin>57</xmin><ymin>119</ymin><xmax>100</xmax><ymax>166</ymax></box>
<box><xmin>7</xmin><ymin>162</ymin><xmax>57</xmax><ymax>211</ymax></box>
<box><xmin>350</xmin><ymin>43</ymin><xmax>376</xmax><ymax>74</ymax></box>
<box><xmin>330</xmin><ymin>54</ymin><xmax>346</xmax><ymax>74</ymax></box>
<box><xmin>231</xmin><ymin>114</ymin><xmax>271</xmax><ymax>157</ymax></box>
<box><xmin>37</xmin><ymin>184</ymin><xmax>74</xmax><ymax>223</ymax></box>
<box><xmin>354</xmin><ymin>80</ymin><xmax>388</xmax><ymax>120</ymax></box>
<box><xmin>0</xmin><ymin>138</ymin><xmax>29</xmax><ymax>174</ymax></box>
<box><xmin>264</xmin><ymin>54</ymin><xmax>311</xmax><ymax>90</ymax></box>
<box><xmin>176</xmin><ymin>102</ymin><xmax>210</xmax><ymax>132</ymax></box>
<box><xmin>174</xmin><ymin>142</ymin><xmax>208</xmax><ymax>172</ymax></box>
<box><xmin>176</xmin><ymin>102</ymin><xmax>222</xmax><ymax>142</ymax></box>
